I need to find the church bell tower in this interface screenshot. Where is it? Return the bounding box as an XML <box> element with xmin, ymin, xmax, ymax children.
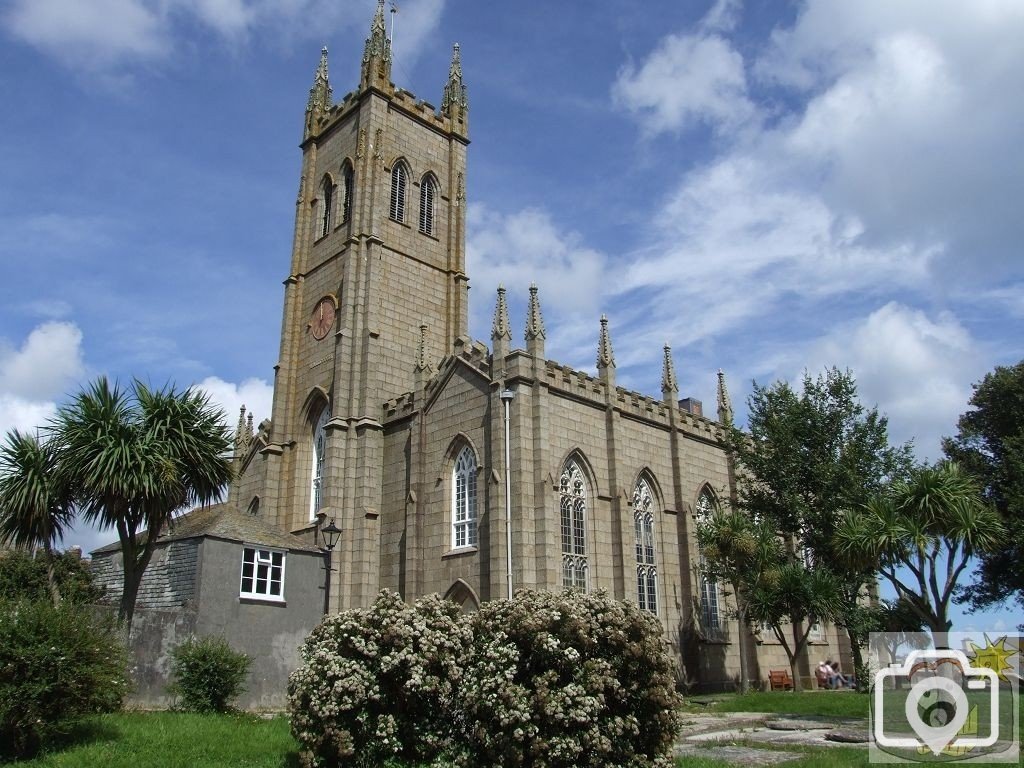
<box><xmin>239</xmin><ymin>0</ymin><xmax>471</xmax><ymax>611</ymax></box>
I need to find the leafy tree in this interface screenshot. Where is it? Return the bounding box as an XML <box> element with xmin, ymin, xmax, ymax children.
<box><xmin>942</xmin><ymin>360</ymin><xmax>1024</xmax><ymax>621</ymax></box>
<box><xmin>835</xmin><ymin>462</ymin><xmax>1005</xmax><ymax>647</ymax></box>
<box><xmin>725</xmin><ymin>367</ymin><xmax>913</xmax><ymax>687</ymax></box>
<box><xmin>52</xmin><ymin>378</ymin><xmax>233</xmax><ymax>636</ymax></box>
<box><xmin>0</xmin><ymin>548</ymin><xmax>104</xmax><ymax>605</ymax></box>
<box><xmin>0</xmin><ymin>431</ymin><xmax>76</xmax><ymax>605</ymax></box>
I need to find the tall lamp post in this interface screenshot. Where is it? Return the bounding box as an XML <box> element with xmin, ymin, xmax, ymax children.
<box><xmin>500</xmin><ymin>387</ymin><xmax>515</xmax><ymax>599</ymax></box>
<box><xmin>319</xmin><ymin>517</ymin><xmax>341</xmax><ymax>615</ymax></box>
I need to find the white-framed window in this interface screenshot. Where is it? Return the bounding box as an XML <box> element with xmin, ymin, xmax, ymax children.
<box><xmin>560</xmin><ymin>459</ymin><xmax>588</xmax><ymax>590</ymax></box>
<box><xmin>319</xmin><ymin>176</ymin><xmax>333</xmax><ymax>238</ymax></box>
<box><xmin>418</xmin><ymin>174</ymin><xmax>437</xmax><ymax>235</ymax></box>
<box><xmin>240</xmin><ymin>546</ymin><xmax>285</xmax><ymax>601</ymax></box>
<box><xmin>695</xmin><ymin>489</ymin><xmax>721</xmax><ymax>633</ymax></box>
<box><xmin>452</xmin><ymin>446</ymin><xmax>478</xmax><ymax>549</ymax></box>
<box><xmin>633</xmin><ymin>478</ymin><xmax>658</xmax><ymax>614</ymax></box>
<box><xmin>809</xmin><ymin>620</ymin><xmax>825</xmax><ymax>642</ymax></box>
<box><xmin>310</xmin><ymin>406</ymin><xmax>330</xmax><ymax>520</ymax></box>
<box><xmin>389</xmin><ymin>161</ymin><xmax>408</xmax><ymax>222</ymax></box>
<box><xmin>341</xmin><ymin>162</ymin><xmax>354</xmax><ymax>223</ymax></box>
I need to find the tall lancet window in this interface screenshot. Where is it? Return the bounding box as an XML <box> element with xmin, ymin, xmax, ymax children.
<box><xmin>341</xmin><ymin>162</ymin><xmax>354</xmax><ymax>223</ymax></box>
<box><xmin>418</xmin><ymin>174</ymin><xmax>436</xmax><ymax>235</ymax></box>
<box><xmin>310</xmin><ymin>406</ymin><xmax>330</xmax><ymax>520</ymax></box>
<box><xmin>695</xmin><ymin>489</ymin><xmax>721</xmax><ymax>633</ymax></box>
<box><xmin>389</xmin><ymin>161</ymin><xmax>408</xmax><ymax>223</ymax></box>
<box><xmin>560</xmin><ymin>459</ymin><xmax>588</xmax><ymax>590</ymax></box>
<box><xmin>319</xmin><ymin>177</ymin><xmax>333</xmax><ymax>238</ymax></box>
<box><xmin>633</xmin><ymin>479</ymin><xmax>658</xmax><ymax>614</ymax></box>
<box><xmin>452</xmin><ymin>446</ymin><xmax>478</xmax><ymax>548</ymax></box>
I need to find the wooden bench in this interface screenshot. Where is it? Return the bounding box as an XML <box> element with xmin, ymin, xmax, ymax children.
<box><xmin>768</xmin><ymin>669</ymin><xmax>793</xmax><ymax>691</ymax></box>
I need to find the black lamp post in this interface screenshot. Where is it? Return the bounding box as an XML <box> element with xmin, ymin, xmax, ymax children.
<box><xmin>319</xmin><ymin>518</ymin><xmax>341</xmax><ymax>615</ymax></box>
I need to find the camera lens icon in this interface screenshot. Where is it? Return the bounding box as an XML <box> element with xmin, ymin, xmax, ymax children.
<box><xmin>874</xmin><ymin>649</ymin><xmax>1001</xmax><ymax>756</ymax></box>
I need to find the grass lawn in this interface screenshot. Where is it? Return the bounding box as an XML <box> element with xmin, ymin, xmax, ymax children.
<box><xmin>690</xmin><ymin>690</ymin><xmax>870</xmax><ymax>719</ymax></box>
<box><xmin>18</xmin><ymin>712</ymin><xmax>298</xmax><ymax>768</ymax></box>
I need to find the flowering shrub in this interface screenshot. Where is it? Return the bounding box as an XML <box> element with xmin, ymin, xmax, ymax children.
<box><xmin>458</xmin><ymin>589</ymin><xmax>683</xmax><ymax>768</ymax></box>
<box><xmin>168</xmin><ymin>636</ymin><xmax>251</xmax><ymax>713</ymax></box>
<box><xmin>0</xmin><ymin>598</ymin><xmax>128</xmax><ymax>760</ymax></box>
<box><xmin>288</xmin><ymin>590</ymin><xmax>471</xmax><ymax>768</ymax></box>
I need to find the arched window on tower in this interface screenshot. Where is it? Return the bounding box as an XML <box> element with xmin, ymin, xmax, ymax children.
<box><xmin>309</xmin><ymin>406</ymin><xmax>330</xmax><ymax>520</ymax></box>
<box><xmin>695</xmin><ymin>489</ymin><xmax>721</xmax><ymax>634</ymax></box>
<box><xmin>452</xmin><ymin>446</ymin><xmax>478</xmax><ymax>548</ymax></box>
<box><xmin>633</xmin><ymin>478</ymin><xmax>658</xmax><ymax>614</ymax></box>
<box><xmin>389</xmin><ymin>161</ymin><xmax>408</xmax><ymax>223</ymax></box>
<box><xmin>418</xmin><ymin>174</ymin><xmax>437</xmax><ymax>235</ymax></box>
<box><xmin>560</xmin><ymin>459</ymin><xmax>588</xmax><ymax>590</ymax></box>
<box><xmin>341</xmin><ymin>162</ymin><xmax>354</xmax><ymax>224</ymax></box>
<box><xmin>319</xmin><ymin>176</ymin><xmax>333</xmax><ymax>238</ymax></box>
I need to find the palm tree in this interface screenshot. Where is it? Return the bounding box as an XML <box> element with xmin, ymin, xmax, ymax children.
<box><xmin>835</xmin><ymin>461</ymin><xmax>1004</xmax><ymax>648</ymax></box>
<box><xmin>53</xmin><ymin>378</ymin><xmax>233</xmax><ymax>636</ymax></box>
<box><xmin>0</xmin><ymin>430</ymin><xmax>76</xmax><ymax>605</ymax></box>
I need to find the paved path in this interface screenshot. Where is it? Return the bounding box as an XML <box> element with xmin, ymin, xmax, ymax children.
<box><xmin>673</xmin><ymin>711</ymin><xmax>869</xmax><ymax>766</ymax></box>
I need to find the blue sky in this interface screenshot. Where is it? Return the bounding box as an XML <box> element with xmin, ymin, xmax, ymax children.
<box><xmin>1</xmin><ymin>0</ymin><xmax>1021</xmax><ymax>630</ymax></box>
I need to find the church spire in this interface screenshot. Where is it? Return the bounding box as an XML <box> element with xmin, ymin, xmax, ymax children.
<box><xmin>491</xmin><ymin>285</ymin><xmax>511</xmax><ymax>364</ymax></box>
<box><xmin>361</xmin><ymin>0</ymin><xmax>392</xmax><ymax>91</ymax></box>
<box><xmin>661</xmin><ymin>344</ymin><xmax>678</xmax><ymax>397</ymax></box>
<box><xmin>597</xmin><ymin>315</ymin><xmax>615</xmax><ymax>369</ymax></box>
<box><xmin>441</xmin><ymin>43</ymin><xmax>468</xmax><ymax>130</ymax></box>
<box><xmin>525</xmin><ymin>283</ymin><xmax>546</xmax><ymax>359</ymax></box>
<box><xmin>304</xmin><ymin>47</ymin><xmax>333</xmax><ymax>138</ymax></box>
<box><xmin>717</xmin><ymin>368</ymin><xmax>734</xmax><ymax>425</ymax></box>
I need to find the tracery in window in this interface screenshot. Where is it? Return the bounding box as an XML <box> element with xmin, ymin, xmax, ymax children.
<box><xmin>389</xmin><ymin>161</ymin><xmax>408</xmax><ymax>223</ymax></box>
<box><xmin>319</xmin><ymin>176</ymin><xmax>333</xmax><ymax>238</ymax></box>
<box><xmin>341</xmin><ymin>162</ymin><xmax>354</xmax><ymax>223</ymax></box>
<box><xmin>309</xmin><ymin>405</ymin><xmax>330</xmax><ymax>520</ymax></box>
<box><xmin>418</xmin><ymin>174</ymin><xmax>437</xmax><ymax>235</ymax></box>
<box><xmin>452</xmin><ymin>446</ymin><xmax>478</xmax><ymax>549</ymax></box>
<box><xmin>560</xmin><ymin>459</ymin><xmax>588</xmax><ymax>590</ymax></box>
<box><xmin>695</xmin><ymin>489</ymin><xmax>721</xmax><ymax>633</ymax></box>
<box><xmin>633</xmin><ymin>478</ymin><xmax>658</xmax><ymax>614</ymax></box>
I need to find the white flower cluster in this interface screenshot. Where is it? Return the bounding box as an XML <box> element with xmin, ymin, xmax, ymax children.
<box><xmin>288</xmin><ymin>589</ymin><xmax>682</xmax><ymax>768</ymax></box>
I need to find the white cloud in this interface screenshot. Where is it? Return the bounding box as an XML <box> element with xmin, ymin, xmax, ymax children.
<box><xmin>0</xmin><ymin>396</ymin><xmax>57</xmax><ymax>438</ymax></box>
<box><xmin>612</xmin><ymin>31</ymin><xmax>756</xmax><ymax>136</ymax></box>
<box><xmin>195</xmin><ymin>375</ymin><xmax>274</xmax><ymax>434</ymax></box>
<box><xmin>0</xmin><ymin>322</ymin><xmax>85</xmax><ymax>402</ymax></box>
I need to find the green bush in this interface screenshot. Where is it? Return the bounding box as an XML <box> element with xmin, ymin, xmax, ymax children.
<box><xmin>288</xmin><ymin>590</ymin><xmax>471</xmax><ymax>768</ymax></box>
<box><xmin>0</xmin><ymin>549</ymin><xmax>104</xmax><ymax>605</ymax></box>
<box><xmin>168</xmin><ymin>636</ymin><xmax>251</xmax><ymax>713</ymax></box>
<box><xmin>0</xmin><ymin>598</ymin><xmax>129</xmax><ymax>760</ymax></box>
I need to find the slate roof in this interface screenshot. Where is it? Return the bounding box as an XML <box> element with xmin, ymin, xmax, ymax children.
<box><xmin>91</xmin><ymin>503</ymin><xmax>321</xmax><ymax>555</ymax></box>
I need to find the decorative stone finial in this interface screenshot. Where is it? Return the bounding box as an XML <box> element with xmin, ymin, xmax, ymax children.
<box><xmin>441</xmin><ymin>42</ymin><xmax>468</xmax><ymax>118</ymax></box>
<box><xmin>661</xmin><ymin>345</ymin><xmax>678</xmax><ymax>394</ymax></box>
<box><xmin>525</xmin><ymin>283</ymin><xmax>546</xmax><ymax>341</ymax></box>
<box><xmin>361</xmin><ymin>0</ymin><xmax>392</xmax><ymax>90</ymax></box>
<box><xmin>491</xmin><ymin>285</ymin><xmax>511</xmax><ymax>341</ymax></box>
<box><xmin>235</xmin><ymin>405</ymin><xmax>247</xmax><ymax>449</ymax></box>
<box><xmin>245</xmin><ymin>412</ymin><xmax>254</xmax><ymax>442</ymax></box>
<box><xmin>306</xmin><ymin>46</ymin><xmax>332</xmax><ymax>115</ymax></box>
<box><xmin>597</xmin><ymin>315</ymin><xmax>616</xmax><ymax>369</ymax></box>
<box><xmin>717</xmin><ymin>368</ymin><xmax>734</xmax><ymax>425</ymax></box>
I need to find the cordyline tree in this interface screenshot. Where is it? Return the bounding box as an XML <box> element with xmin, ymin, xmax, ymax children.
<box><xmin>0</xmin><ymin>377</ymin><xmax>233</xmax><ymax>637</ymax></box>
<box><xmin>0</xmin><ymin>432</ymin><xmax>76</xmax><ymax>605</ymax></box>
<box><xmin>724</xmin><ymin>367</ymin><xmax>913</xmax><ymax>686</ymax></box>
<box><xmin>835</xmin><ymin>461</ymin><xmax>1005</xmax><ymax>649</ymax></box>
<box><xmin>942</xmin><ymin>360</ymin><xmax>1024</xmax><ymax>627</ymax></box>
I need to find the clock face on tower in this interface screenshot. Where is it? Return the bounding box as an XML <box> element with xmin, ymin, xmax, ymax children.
<box><xmin>309</xmin><ymin>296</ymin><xmax>337</xmax><ymax>340</ymax></box>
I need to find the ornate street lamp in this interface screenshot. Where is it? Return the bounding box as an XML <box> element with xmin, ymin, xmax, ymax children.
<box><xmin>319</xmin><ymin>517</ymin><xmax>341</xmax><ymax>614</ymax></box>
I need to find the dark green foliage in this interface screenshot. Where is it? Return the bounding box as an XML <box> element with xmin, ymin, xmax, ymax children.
<box><xmin>168</xmin><ymin>637</ymin><xmax>251</xmax><ymax>713</ymax></box>
<box><xmin>0</xmin><ymin>550</ymin><xmax>104</xmax><ymax>605</ymax></box>
<box><xmin>0</xmin><ymin>598</ymin><xmax>129</xmax><ymax>760</ymax></box>
<box><xmin>943</xmin><ymin>360</ymin><xmax>1024</xmax><ymax>622</ymax></box>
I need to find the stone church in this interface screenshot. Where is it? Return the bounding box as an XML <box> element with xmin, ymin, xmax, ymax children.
<box><xmin>222</xmin><ymin>1</ymin><xmax>844</xmax><ymax>692</ymax></box>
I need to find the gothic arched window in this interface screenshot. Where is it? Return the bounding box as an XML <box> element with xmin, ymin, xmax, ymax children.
<box><xmin>341</xmin><ymin>162</ymin><xmax>354</xmax><ymax>223</ymax></box>
<box><xmin>695</xmin><ymin>489</ymin><xmax>721</xmax><ymax>632</ymax></box>
<box><xmin>309</xmin><ymin>406</ymin><xmax>330</xmax><ymax>520</ymax></box>
<box><xmin>560</xmin><ymin>459</ymin><xmax>588</xmax><ymax>590</ymax></box>
<box><xmin>319</xmin><ymin>176</ymin><xmax>333</xmax><ymax>238</ymax></box>
<box><xmin>418</xmin><ymin>174</ymin><xmax>437</xmax><ymax>235</ymax></box>
<box><xmin>389</xmin><ymin>161</ymin><xmax>408</xmax><ymax>223</ymax></box>
<box><xmin>452</xmin><ymin>446</ymin><xmax>478</xmax><ymax>548</ymax></box>
<box><xmin>633</xmin><ymin>478</ymin><xmax>658</xmax><ymax>614</ymax></box>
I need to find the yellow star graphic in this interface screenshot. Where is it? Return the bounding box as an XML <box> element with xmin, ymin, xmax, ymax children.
<box><xmin>967</xmin><ymin>634</ymin><xmax>1019</xmax><ymax>682</ymax></box>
